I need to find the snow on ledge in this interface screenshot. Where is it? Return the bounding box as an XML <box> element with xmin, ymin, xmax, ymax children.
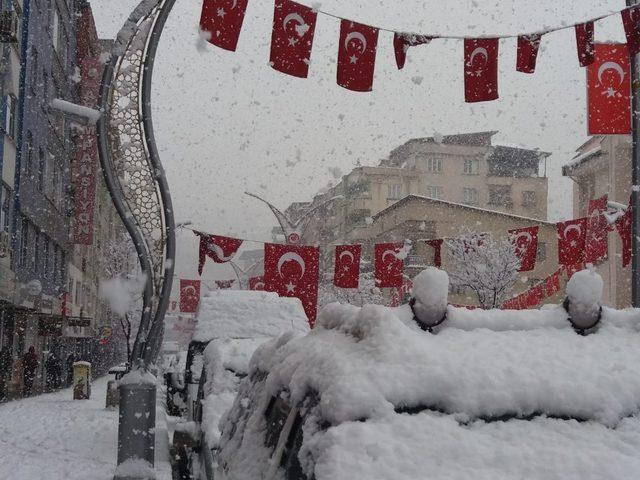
<box><xmin>118</xmin><ymin>369</ymin><xmax>157</xmax><ymax>386</ymax></box>
<box><xmin>114</xmin><ymin>458</ymin><xmax>155</xmax><ymax>479</ymax></box>
<box><xmin>50</xmin><ymin>99</ymin><xmax>102</xmax><ymax>125</ymax></box>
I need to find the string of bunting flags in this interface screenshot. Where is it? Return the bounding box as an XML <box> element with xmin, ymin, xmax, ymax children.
<box><xmin>190</xmin><ymin>193</ymin><xmax>632</xmax><ymax>324</ymax></box>
<box><xmin>199</xmin><ymin>0</ymin><xmax>640</xmax><ymax>107</ymax></box>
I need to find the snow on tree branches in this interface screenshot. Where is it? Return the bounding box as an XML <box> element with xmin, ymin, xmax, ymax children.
<box><xmin>446</xmin><ymin>230</ymin><xmax>520</xmax><ymax>309</ymax></box>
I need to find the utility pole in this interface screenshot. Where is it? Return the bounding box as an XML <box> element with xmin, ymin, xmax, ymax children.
<box><xmin>630</xmin><ymin>0</ymin><xmax>640</xmax><ymax>307</ymax></box>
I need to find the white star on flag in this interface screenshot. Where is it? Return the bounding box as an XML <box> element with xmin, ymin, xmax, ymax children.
<box><xmin>602</xmin><ymin>87</ymin><xmax>618</xmax><ymax>98</ymax></box>
<box><xmin>217</xmin><ymin>7</ymin><xmax>225</xmax><ymax>17</ymax></box>
<box><xmin>288</xmin><ymin>37</ymin><xmax>298</xmax><ymax>47</ymax></box>
<box><xmin>285</xmin><ymin>281</ymin><xmax>296</xmax><ymax>293</ymax></box>
<box><xmin>349</xmin><ymin>55</ymin><xmax>358</xmax><ymax>64</ymax></box>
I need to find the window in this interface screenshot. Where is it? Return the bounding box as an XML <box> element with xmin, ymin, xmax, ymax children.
<box><xmin>536</xmin><ymin>242</ymin><xmax>547</xmax><ymax>262</ymax></box>
<box><xmin>426</xmin><ymin>157</ymin><xmax>442</xmax><ymax>173</ymax></box>
<box><xmin>32</xmin><ymin>228</ymin><xmax>39</xmax><ymax>272</ymax></box>
<box><xmin>42</xmin><ymin>235</ymin><xmax>49</xmax><ymax>279</ymax></box>
<box><xmin>38</xmin><ymin>148</ymin><xmax>45</xmax><ymax>192</ymax></box>
<box><xmin>523</xmin><ymin>190</ymin><xmax>537</xmax><ymax>207</ymax></box>
<box><xmin>24</xmin><ymin>132</ymin><xmax>33</xmax><ymax>178</ymax></box>
<box><xmin>488</xmin><ymin>185</ymin><xmax>513</xmax><ymax>207</ymax></box>
<box><xmin>463</xmin><ymin>187</ymin><xmax>479</xmax><ymax>206</ymax></box>
<box><xmin>0</xmin><ymin>184</ymin><xmax>11</xmax><ymax>232</ymax></box>
<box><xmin>30</xmin><ymin>48</ymin><xmax>38</xmax><ymax>92</ymax></box>
<box><xmin>4</xmin><ymin>94</ymin><xmax>17</xmax><ymax>141</ymax></box>
<box><xmin>19</xmin><ymin>217</ymin><xmax>28</xmax><ymax>267</ymax></box>
<box><xmin>463</xmin><ymin>158</ymin><xmax>479</xmax><ymax>175</ymax></box>
<box><xmin>387</xmin><ymin>184</ymin><xmax>402</xmax><ymax>200</ymax></box>
<box><xmin>426</xmin><ymin>185</ymin><xmax>443</xmax><ymax>199</ymax></box>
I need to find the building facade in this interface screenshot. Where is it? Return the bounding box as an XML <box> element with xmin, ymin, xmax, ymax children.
<box><xmin>563</xmin><ymin>135</ymin><xmax>632</xmax><ymax>308</ymax></box>
<box><xmin>360</xmin><ymin>195</ymin><xmax>563</xmax><ymax>307</ymax></box>
<box><xmin>300</xmin><ymin>131</ymin><xmax>550</xmax><ymax>245</ymax></box>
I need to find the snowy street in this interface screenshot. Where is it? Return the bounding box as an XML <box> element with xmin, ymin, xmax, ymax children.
<box><xmin>0</xmin><ymin>376</ymin><xmax>172</xmax><ymax>480</ymax></box>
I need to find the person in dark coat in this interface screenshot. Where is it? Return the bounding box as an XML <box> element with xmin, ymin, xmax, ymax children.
<box><xmin>23</xmin><ymin>347</ymin><xmax>38</xmax><ymax>397</ymax></box>
<box><xmin>66</xmin><ymin>353</ymin><xmax>75</xmax><ymax>386</ymax></box>
<box><xmin>52</xmin><ymin>354</ymin><xmax>62</xmax><ymax>389</ymax></box>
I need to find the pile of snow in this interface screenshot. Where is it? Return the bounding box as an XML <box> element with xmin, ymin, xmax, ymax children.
<box><xmin>192</xmin><ymin>290</ymin><xmax>309</xmax><ymax>343</ymax></box>
<box><xmin>566</xmin><ymin>268</ymin><xmax>603</xmax><ymax>330</ymax></box>
<box><xmin>219</xmin><ymin>301</ymin><xmax>640</xmax><ymax>480</ymax></box>
<box><xmin>410</xmin><ymin>267</ymin><xmax>448</xmax><ymax>328</ymax></box>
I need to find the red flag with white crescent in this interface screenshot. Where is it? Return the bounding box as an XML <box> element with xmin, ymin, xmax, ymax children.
<box><xmin>199</xmin><ymin>0</ymin><xmax>249</xmax><ymax>52</ymax></box>
<box><xmin>196</xmin><ymin>232</ymin><xmax>243</xmax><ymax>275</ymax></box>
<box><xmin>393</xmin><ymin>33</ymin><xmax>433</xmax><ymax>70</ymax></box>
<box><xmin>248</xmin><ymin>276</ymin><xmax>265</xmax><ymax>290</ymax></box>
<box><xmin>464</xmin><ymin>38</ymin><xmax>499</xmax><ymax>103</ymax></box>
<box><xmin>585</xmin><ymin>195</ymin><xmax>609</xmax><ymax>264</ymax></box>
<box><xmin>587</xmin><ymin>43</ymin><xmax>631</xmax><ymax>135</ymax></box>
<box><xmin>508</xmin><ymin>226</ymin><xmax>538</xmax><ymax>272</ymax></box>
<box><xmin>334</xmin><ymin>244</ymin><xmax>361</xmax><ymax>288</ymax></box>
<box><xmin>516</xmin><ymin>34</ymin><xmax>542</xmax><ymax>73</ymax></box>
<box><xmin>179</xmin><ymin>279</ymin><xmax>201</xmax><ymax>313</ymax></box>
<box><xmin>622</xmin><ymin>6</ymin><xmax>640</xmax><ymax>55</ymax></box>
<box><xmin>575</xmin><ymin>22</ymin><xmax>595</xmax><ymax>67</ymax></box>
<box><xmin>615</xmin><ymin>197</ymin><xmax>632</xmax><ymax>268</ymax></box>
<box><xmin>545</xmin><ymin>269</ymin><xmax>562</xmax><ymax>297</ymax></box>
<box><xmin>556</xmin><ymin>218</ymin><xmax>587</xmax><ymax>266</ymax></box>
<box><xmin>337</xmin><ymin>20</ymin><xmax>379</xmax><ymax>92</ymax></box>
<box><xmin>270</xmin><ymin>0</ymin><xmax>317</xmax><ymax>78</ymax></box>
<box><xmin>264</xmin><ymin>243</ymin><xmax>319</xmax><ymax>326</ymax></box>
<box><xmin>374</xmin><ymin>242</ymin><xmax>404</xmax><ymax>288</ymax></box>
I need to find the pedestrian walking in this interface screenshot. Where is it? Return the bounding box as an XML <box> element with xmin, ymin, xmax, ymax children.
<box><xmin>66</xmin><ymin>353</ymin><xmax>75</xmax><ymax>386</ymax></box>
<box><xmin>52</xmin><ymin>354</ymin><xmax>62</xmax><ymax>389</ymax></box>
<box><xmin>45</xmin><ymin>352</ymin><xmax>61</xmax><ymax>391</ymax></box>
<box><xmin>22</xmin><ymin>347</ymin><xmax>38</xmax><ymax>397</ymax></box>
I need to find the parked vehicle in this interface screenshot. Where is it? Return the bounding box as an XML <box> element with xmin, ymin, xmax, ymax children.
<box><xmin>215</xmin><ymin>293</ymin><xmax>640</xmax><ymax>480</ymax></box>
<box><xmin>171</xmin><ymin>289</ymin><xmax>309</xmax><ymax>479</ymax></box>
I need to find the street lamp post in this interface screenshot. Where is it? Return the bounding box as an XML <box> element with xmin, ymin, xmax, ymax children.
<box><xmin>97</xmin><ymin>0</ymin><xmax>177</xmax><ymax>478</ymax></box>
<box><xmin>628</xmin><ymin>0</ymin><xmax>640</xmax><ymax>307</ymax></box>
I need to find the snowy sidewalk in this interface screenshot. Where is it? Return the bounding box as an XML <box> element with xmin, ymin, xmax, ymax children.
<box><xmin>0</xmin><ymin>375</ymin><xmax>172</xmax><ymax>480</ymax></box>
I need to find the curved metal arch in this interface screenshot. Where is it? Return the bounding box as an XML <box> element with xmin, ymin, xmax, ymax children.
<box><xmin>97</xmin><ymin>0</ymin><xmax>177</xmax><ymax>369</ymax></box>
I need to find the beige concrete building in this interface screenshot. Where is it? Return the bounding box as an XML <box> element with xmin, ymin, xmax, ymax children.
<box><xmin>563</xmin><ymin>135</ymin><xmax>632</xmax><ymax>308</ymax></box>
<box><xmin>360</xmin><ymin>195</ymin><xmax>562</xmax><ymax>307</ymax></box>
<box><xmin>300</xmin><ymin>131</ymin><xmax>549</xmax><ymax>245</ymax></box>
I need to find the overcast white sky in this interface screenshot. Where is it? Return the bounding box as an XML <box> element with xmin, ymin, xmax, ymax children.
<box><xmin>93</xmin><ymin>0</ymin><xmax>626</xmax><ymax>280</ymax></box>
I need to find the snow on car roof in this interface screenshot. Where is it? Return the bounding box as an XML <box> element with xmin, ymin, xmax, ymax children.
<box><xmin>191</xmin><ymin>290</ymin><xmax>309</xmax><ymax>343</ymax></box>
<box><xmin>252</xmin><ymin>302</ymin><xmax>640</xmax><ymax>427</ymax></box>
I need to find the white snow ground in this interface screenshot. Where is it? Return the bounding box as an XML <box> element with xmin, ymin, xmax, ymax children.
<box><xmin>0</xmin><ymin>376</ymin><xmax>172</xmax><ymax>480</ymax></box>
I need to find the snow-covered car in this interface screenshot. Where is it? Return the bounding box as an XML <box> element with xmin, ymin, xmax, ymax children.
<box><xmin>174</xmin><ymin>290</ymin><xmax>309</xmax><ymax>479</ymax></box>
<box><xmin>216</xmin><ymin>269</ymin><xmax>640</xmax><ymax>480</ymax></box>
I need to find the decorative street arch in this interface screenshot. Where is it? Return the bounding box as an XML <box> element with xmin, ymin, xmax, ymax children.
<box><xmin>97</xmin><ymin>0</ymin><xmax>177</xmax><ymax>370</ymax></box>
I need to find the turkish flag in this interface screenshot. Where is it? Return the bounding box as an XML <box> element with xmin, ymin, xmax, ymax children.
<box><xmin>587</xmin><ymin>43</ymin><xmax>631</xmax><ymax>135</ymax></box>
<box><xmin>248</xmin><ymin>276</ymin><xmax>265</xmax><ymax>290</ymax></box>
<box><xmin>393</xmin><ymin>33</ymin><xmax>433</xmax><ymax>70</ymax></box>
<box><xmin>509</xmin><ymin>226</ymin><xmax>538</xmax><ymax>272</ymax></box>
<box><xmin>425</xmin><ymin>239</ymin><xmax>443</xmax><ymax>268</ymax></box>
<box><xmin>545</xmin><ymin>269</ymin><xmax>562</xmax><ymax>297</ymax></box>
<box><xmin>196</xmin><ymin>232</ymin><xmax>243</xmax><ymax>275</ymax></box>
<box><xmin>530</xmin><ymin>284</ymin><xmax>545</xmax><ymax>305</ymax></box>
<box><xmin>374</xmin><ymin>242</ymin><xmax>404</xmax><ymax>288</ymax></box>
<box><xmin>270</xmin><ymin>0</ymin><xmax>317</xmax><ymax>78</ymax></box>
<box><xmin>464</xmin><ymin>38</ymin><xmax>499</xmax><ymax>103</ymax></box>
<box><xmin>179</xmin><ymin>279</ymin><xmax>201</xmax><ymax>313</ymax></box>
<box><xmin>264</xmin><ymin>243</ymin><xmax>319</xmax><ymax>326</ymax></box>
<box><xmin>199</xmin><ymin>0</ymin><xmax>249</xmax><ymax>52</ymax></box>
<box><xmin>616</xmin><ymin>198</ymin><xmax>632</xmax><ymax>268</ymax></box>
<box><xmin>337</xmin><ymin>20</ymin><xmax>379</xmax><ymax>92</ymax></box>
<box><xmin>334</xmin><ymin>244</ymin><xmax>361</xmax><ymax>288</ymax></box>
<box><xmin>556</xmin><ymin>218</ymin><xmax>588</xmax><ymax>266</ymax></box>
<box><xmin>516</xmin><ymin>34</ymin><xmax>542</xmax><ymax>73</ymax></box>
<box><xmin>585</xmin><ymin>195</ymin><xmax>609</xmax><ymax>264</ymax></box>
<box><xmin>622</xmin><ymin>6</ymin><xmax>640</xmax><ymax>55</ymax></box>
<box><xmin>575</xmin><ymin>22</ymin><xmax>595</xmax><ymax>67</ymax></box>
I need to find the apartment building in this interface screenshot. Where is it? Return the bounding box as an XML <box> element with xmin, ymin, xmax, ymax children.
<box><xmin>300</xmin><ymin>131</ymin><xmax>549</xmax><ymax>245</ymax></box>
<box><xmin>563</xmin><ymin>135</ymin><xmax>632</xmax><ymax>308</ymax></box>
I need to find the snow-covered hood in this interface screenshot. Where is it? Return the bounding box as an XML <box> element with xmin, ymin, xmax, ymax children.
<box><xmin>252</xmin><ymin>303</ymin><xmax>640</xmax><ymax>426</ymax></box>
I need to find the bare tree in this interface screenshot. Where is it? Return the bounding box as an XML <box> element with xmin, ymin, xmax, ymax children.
<box><xmin>318</xmin><ymin>271</ymin><xmax>384</xmax><ymax>307</ymax></box>
<box><xmin>100</xmin><ymin>233</ymin><xmax>142</xmax><ymax>361</ymax></box>
<box><xmin>446</xmin><ymin>230</ymin><xmax>520</xmax><ymax>309</ymax></box>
